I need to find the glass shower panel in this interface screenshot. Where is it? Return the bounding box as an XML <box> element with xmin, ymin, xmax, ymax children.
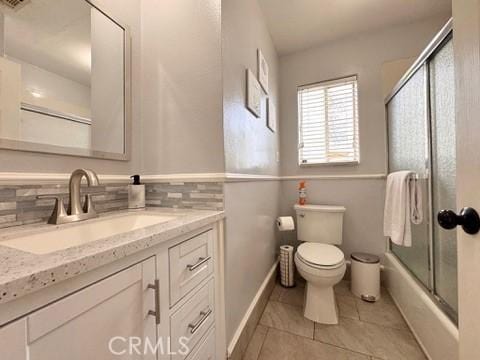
<box><xmin>387</xmin><ymin>66</ymin><xmax>430</xmax><ymax>287</ymax></box>
<box><xmin>430</xmin><ymin>38</ymin><xmax>457</xmax><ymax>313</ymax></box>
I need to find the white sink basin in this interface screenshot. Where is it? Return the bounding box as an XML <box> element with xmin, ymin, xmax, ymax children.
<box><xmin>0</xmin><ymin>213</ymin><xmax>177</xmax><ymax>255</ymax></box>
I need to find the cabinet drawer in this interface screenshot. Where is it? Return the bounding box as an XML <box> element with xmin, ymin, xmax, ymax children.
<box><xmin>169</xmin><ymin>229</ymin><xmax>214</xmax><ymax>305</ymax></box>
<box><xmin>186</xmin><ymin>327</ymin><xmax>215</xmax><ymax>360</ymax></box>
<box><xmin>170</xmin><ymin>279</ymin><xmax>215</xmax><ymax>360</ymax></box>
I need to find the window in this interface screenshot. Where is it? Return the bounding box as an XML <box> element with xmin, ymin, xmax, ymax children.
<box><xmin>298</xmin><ymin>75</ymin><xmax>359</xmax><ymax>165</ymax></box>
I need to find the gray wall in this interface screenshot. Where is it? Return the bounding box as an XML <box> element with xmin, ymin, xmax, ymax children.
<box><xmin>0</xmin><ymin>0</ymin><xmax>142</xmax><ymax>175</ymax></box>
<box><xmin>278</xmin><ymin>15</ymin><xmax>451</xmax><ymax>258</ymax></box>
<box><xmin>222</xmin><ymin>0</ymin><xmax>280</xmax><ymax>176</ymax></box>
<box><xmin>280</xmin><ymin>179</ymin><xmax>387</xmax><ymax>259</ymax></box>
<box><xmin>280</xmin><ymin>15</ymin><xmax>450</xmax><ymax>177</ymax></box>
<box><xmin>222</xmin><ymin>0</ymin><xmax>281</xmax><ymax>346</ymax></box>
<box><xmin>140</xmin><ymin>0</ymin><xmax>225</xmax><ymax>175</ymax></box>
<box><xmin>223</xmin><ymin>181</ymin><xmax>280</xmax><ymax>342</ymax></box>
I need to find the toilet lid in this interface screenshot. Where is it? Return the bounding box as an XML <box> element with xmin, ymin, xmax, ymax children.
<box><xmin>297</xmin><ymin>243</ymin><xmax>344</xmax><ymax>267</ymax></box>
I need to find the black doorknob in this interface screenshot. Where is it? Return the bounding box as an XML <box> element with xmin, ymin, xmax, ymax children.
<box><xmin>437</xmin><ymin>207</ymin><xmax>480</xmax><ymax>235</ymax></box>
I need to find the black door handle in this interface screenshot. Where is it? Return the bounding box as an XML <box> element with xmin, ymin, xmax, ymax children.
<box><xmin>437</xmin><ymin>207</ymin><xmax>480</xmax><ymax>235</ymax></box>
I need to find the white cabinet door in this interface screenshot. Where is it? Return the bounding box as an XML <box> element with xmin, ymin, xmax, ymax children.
<box><xmin>0</xmin><ymin>318</ymin><xmax>27</xmax><ymax>359</ymax></box>
<box><xmin>26</xmin><ymin>257</ymin><xmax>158</xmax><ymax>360</ymax></box>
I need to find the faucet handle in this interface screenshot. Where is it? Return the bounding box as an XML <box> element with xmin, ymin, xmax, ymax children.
<box><xmin>37</xmin><ymin>195</ymin><xmax>67</xmax><ymax>225</ymax></box>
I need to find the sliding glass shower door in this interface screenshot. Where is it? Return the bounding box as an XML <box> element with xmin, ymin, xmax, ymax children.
<box><xmin>386</xmin><ymin>29</ymin><xmax>457</xmax><ymax>320</ymax></box>
<box><xmin>387</xmin><ymin>66</ymin><xmax>431</xmax><ymax>288</ymax></box>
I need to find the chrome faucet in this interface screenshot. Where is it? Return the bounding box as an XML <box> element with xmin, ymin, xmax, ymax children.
<box><xmin>39</xmin><ymin>169</ymin><xmax>101</xmax><ymax>225</ymax></box>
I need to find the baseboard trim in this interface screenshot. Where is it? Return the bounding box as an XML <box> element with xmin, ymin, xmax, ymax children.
<box><xmin>227</xmin><ymin>260</ymin><xmax>278</xmax><ymax>359</ymax></box>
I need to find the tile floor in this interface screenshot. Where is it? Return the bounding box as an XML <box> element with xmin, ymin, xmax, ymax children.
<box><xmin>243</xmin><ymin>280</ymin><xmax>426</xmax><ymax>360</ymax></box>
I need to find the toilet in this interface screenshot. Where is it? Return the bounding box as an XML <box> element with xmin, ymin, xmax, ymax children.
<box><xmin>294</xmin><ymin>204</ymin><xmax>346</xmax><ymax>324</ymax></box>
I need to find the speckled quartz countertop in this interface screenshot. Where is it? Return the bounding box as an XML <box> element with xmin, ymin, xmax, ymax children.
<box><xmin>0</xmin><ymin>208</ymin><xmax>224</xmax><ymax>305</ymax></box>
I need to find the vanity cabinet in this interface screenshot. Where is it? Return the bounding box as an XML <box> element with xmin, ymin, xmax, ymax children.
<box><xmin>2</xmin><ymin>257</ymin><xmax>158</xmax><ymax>360</ymax></box>
<box><xmin>0</xmin><ymin>221</ymin><xmax>225</xmax><ymax>360</ymax></box>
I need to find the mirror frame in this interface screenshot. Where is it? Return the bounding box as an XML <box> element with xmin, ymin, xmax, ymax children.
<box><xmin>0</xmin><ymin>0</ymin><xmax>132</xmax><ymax>161</ymax></box>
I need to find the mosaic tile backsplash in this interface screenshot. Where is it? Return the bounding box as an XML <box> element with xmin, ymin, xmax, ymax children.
<box><xmin>145</xmin><ymin>182</ymin><xmax>224</xmax><ymax>210</ymax></box>
<box><xmin>0</xmin><ymin>182</ymin><xmax>224</xmax><ymax>229</ymax></box>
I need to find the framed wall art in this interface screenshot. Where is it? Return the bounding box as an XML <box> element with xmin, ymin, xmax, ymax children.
<box><xmin>257</xmin><ymin>49</ymin><xmax>269</xmax><ymax>94</ymax></box>
<box><xmin>246</xmin><ymin>68</ymin><xmax>262</xmax><ymax>117</ymax></box>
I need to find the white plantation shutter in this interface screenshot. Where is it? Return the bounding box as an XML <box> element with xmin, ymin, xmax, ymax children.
<box><xmin>298</xmin><ymin>76</ymin><xmax>359</xmax><ymax>165</ymax></box>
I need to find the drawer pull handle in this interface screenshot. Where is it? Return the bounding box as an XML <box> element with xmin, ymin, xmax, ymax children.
<box><xmin>147</xmin><ymin>280</ymin><xmax>160</xmax><ymax>325</ymax></box>
<box><xmin>187</xmin><ymin>256</ymin><xmax>211</xmax><ymax>272</ymax></box>
<box><xmin>188</xmin><ymin>308</ymin><xmax>212</xmax><ymax>334</ymax></box>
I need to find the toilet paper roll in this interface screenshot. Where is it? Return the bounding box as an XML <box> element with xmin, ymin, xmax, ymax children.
<box><xmin>277</xmin><ymin>216</ymin><xmax>295</xmax><ymax>231</ymax></box>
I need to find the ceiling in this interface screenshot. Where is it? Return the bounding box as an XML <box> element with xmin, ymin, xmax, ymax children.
<box><xmin>258</xmin><ymin>0</ymin><xmax>452</xmax><ymax>55</ymax></box>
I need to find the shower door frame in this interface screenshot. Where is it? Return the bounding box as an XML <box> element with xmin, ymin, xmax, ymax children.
<box><xmin>384</xmin><ymin>19</ymin><xmax>457</xmax><ymax>324</ymax></box>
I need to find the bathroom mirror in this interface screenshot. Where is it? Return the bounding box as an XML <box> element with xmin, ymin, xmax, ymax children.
<box><xmin>0</xmin><ymin>0</ymin><xmax>130</xmax><ymax>160</ymax></box>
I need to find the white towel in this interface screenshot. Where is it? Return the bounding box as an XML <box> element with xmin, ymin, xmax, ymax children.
<box><xmin>384</xmin><ymin>171</ymin><xmax>423</xmax><ymax>247</ymax></box>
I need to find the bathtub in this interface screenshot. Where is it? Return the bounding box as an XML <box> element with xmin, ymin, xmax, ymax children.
<box><xmin>384</xmin><ymin>252</ymin><xmax>459</xmax><ymax>360</ymax></box>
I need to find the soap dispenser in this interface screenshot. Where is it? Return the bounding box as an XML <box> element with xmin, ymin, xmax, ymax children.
<box><xmin>128</xmin><ymin>175</ymin><xmax>145</xmax><ymax>209</ymax></box>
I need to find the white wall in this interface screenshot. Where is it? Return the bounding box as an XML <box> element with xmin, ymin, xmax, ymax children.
<box><xmin>278</xmin><ymin>15</ymin><xmax>450</xmax><ymax>258</ymax></box>
<box><xmin>222</xmin><ymin>0</ymin><xmax>280</xmax><ymax>346</ymax></box>
<box><xmin>140</xmin><ymin>0</ymin><xmax>224</xmax><ymax>175</ymax></box>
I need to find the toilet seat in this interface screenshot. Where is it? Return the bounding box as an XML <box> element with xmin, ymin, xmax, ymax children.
<box><xmin>296</xmin><ymin>243</ymin><xmax>345</xmax><ymax>269</ymax></box>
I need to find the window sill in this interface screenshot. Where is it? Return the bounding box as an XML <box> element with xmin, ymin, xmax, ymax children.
<box><xmin>298</xmin><ymin>160</ymin><xmax>360</xmax><ymax>167</ymax></box>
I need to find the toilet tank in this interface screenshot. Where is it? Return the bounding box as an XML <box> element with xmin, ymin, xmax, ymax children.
<box><xmin>294</xmin><ymin>204</ymin><xmax>346</xmax><ymax>244</ymax></box>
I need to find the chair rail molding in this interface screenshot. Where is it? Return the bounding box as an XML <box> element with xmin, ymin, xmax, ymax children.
<box><xmin>0</xmin><ymin>172</ymin><xmax>387</xmax><ymax>185</ymax></box>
